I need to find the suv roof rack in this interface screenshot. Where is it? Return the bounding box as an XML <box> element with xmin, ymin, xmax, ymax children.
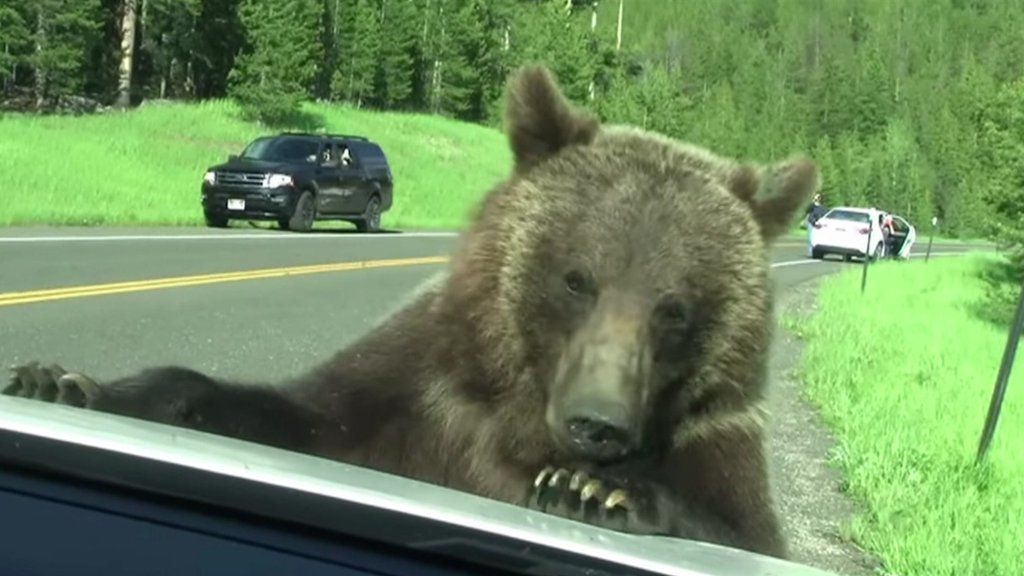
<box><xmin>277</xmin><ymin>131</ymin><xmax>369</xmax><ymax>141</ymax></box>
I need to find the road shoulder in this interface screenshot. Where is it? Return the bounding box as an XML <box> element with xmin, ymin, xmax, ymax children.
<box><xmin>766</xmin><ymin>275</ymin><xmax>882</xmax><ymax>576</ymax></box>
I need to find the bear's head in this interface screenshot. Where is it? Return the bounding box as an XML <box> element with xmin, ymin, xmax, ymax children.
<box><xmin>438</xmin><ymin>66</ymin><xmax>819</xmax><ymax>468</ymax></box>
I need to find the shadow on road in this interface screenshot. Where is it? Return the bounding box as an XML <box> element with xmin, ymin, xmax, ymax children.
<box><xmin>238</xmin><ymin>221</ymin><xmax>409</xmax><ymax>235</ymax></box>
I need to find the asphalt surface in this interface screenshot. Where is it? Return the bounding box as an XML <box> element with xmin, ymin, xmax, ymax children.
<box><xmin>0</xmin><ymin>226</ymin><xmax>986</xmax><ymax>384</ymax></box>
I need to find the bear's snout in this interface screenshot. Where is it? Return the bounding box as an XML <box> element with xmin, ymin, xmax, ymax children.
<box><xmin>549</xmin><ymin>289</ymin><xmax>652</xmax><ymax>463</ymax></box>
<box><xmin>562</xmin><ymin>398</ymin><xmax>634</xmax><ymax>461</ymax></box>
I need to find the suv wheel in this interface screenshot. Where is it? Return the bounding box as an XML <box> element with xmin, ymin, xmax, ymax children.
<box><xmin>356</xmin><ymin>195</ymin><xmax>382</xmax><ymax>233</ymax></box>
<box><xmin>204</xmin><ymin>212</ymin><xmax>228</xmax><ymax>228</ymax></box>
<box><xmin>811</xmin><ymin>248</ymin><xmax>823</xmax><ymax>260</ymax></box>
<box><xmin>287</xmin><ymin>191</ymin><xmax>316</xmax><ymax>233</ymax></box>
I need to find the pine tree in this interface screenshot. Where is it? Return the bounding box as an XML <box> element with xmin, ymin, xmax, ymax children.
<box><xmin>811</xmin><ymin>135</ymin><xmax>839</xmax><ymax>205</ymax></box>
<box><xmin>141</xmin><ymin>0</ymin><xmax>203</xmax><ymax>99</ymax></box>
<box><xmin>690</xmin><ymin>80</ymin><xmax>745</xmax><ymax>158</ymax></box>
<box><xmin>192</xmin><ymin>0</ymin><xmax>246</xmax><ymax>99</ymax></box>
<box><xmin>229</xmin><ymin>0</ymin><xmax>323</xmax><ymax>125</ymax></box>
<box><xmin>346</xmin><ymin>0</ymin><xmax>381</xmax><ymax>107</ymax></box>
<box><xmin>327</xmin><ymin>0</ymin><xmax>356</xmax><ymax>101</ymax></box>
<box><xmin>23</xmin><ymin>0</ymin><xmax>103</xmax><ymax>106</ymax></box>
<box><xmin>313</xmin><ymin>0</ymin><xmax>337</xmax><ymax>100</ymax></box>
<box><xmin>0</xmin><ymin>1</ymin><xmax>30</xmax><ymax>90</ymax></box>
<box><xmin>377</xmin><ymin>0</ymin><xmax>419</xmax><ymax>108</ymax></box>
<box><xmin>512</xmin><ymin>0</ymin><xmax>594</xmax><ymax>105</ymax></box>
<box><xmin>832</xmin><ymin>132</ymin><xmax>871</xmax><ymax>209</ymax></box>
<box><xmin>977</xmin><ymin>78</ymin><xmax>1024</xmax><ymax>268</ymax></box>
<box><xmin>421</xmin><ymin>0</ymin><xmax>479</xmax><ymax>118</ymax></box>
<box><xmin>330</xmin><ymin>0</ymin><xmax>380</xmax><ymax>107</ymax></box>
<box><xmin>593</xmin><ymin>65</ymin><xmax>644</xmax><ymax>126</ymax></box>
<box><xmin>634</xmin><ymin>64</ymin><xmax>687</xmax><ymax>138</ymax></box>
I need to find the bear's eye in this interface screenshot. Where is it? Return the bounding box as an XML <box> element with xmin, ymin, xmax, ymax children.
<box><xmin>564</xmin><ymin>270</ymin><xmax>589</xmax><ymax>296</ymax></box>
<box><xmin>655</xmin><ymin>297</ymin><xmax>688</xmax><ymax>327</ymax></box>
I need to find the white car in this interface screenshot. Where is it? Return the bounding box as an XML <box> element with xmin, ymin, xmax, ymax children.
<box><xmin>809</xmin><ymin>207</ymin><xmax>916</xmax><ymax>261</ymax></box>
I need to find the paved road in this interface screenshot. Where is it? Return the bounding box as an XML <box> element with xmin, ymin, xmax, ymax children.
<box><xmin>0</xmin><ymin>227</ymin><xmax>987</xmax><ymax>383</ymax></box>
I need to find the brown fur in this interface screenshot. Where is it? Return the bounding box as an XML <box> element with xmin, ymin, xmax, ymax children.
<box><xmin>5</xmin><ymin>65</ymin><xmax>819</xmax><ymax>559</ymax></box>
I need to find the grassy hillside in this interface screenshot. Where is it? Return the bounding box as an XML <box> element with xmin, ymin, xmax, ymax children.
<box><xmin>0</xmin><ymin>100</ymin><xmax>513</xmax><ymax>230</ymax></box>
<box><xmin>790</xmin><ymin>255</ymin><xmax>1023</xmax><ymax>575</ymax></box>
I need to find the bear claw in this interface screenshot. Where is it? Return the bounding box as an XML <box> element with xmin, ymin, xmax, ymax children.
<box><xmin>548</xmin><ymin>468</ymin><xmax>571</xmax><ymax>488</ymax></box>
<box><xmin>3</xmin><ymin>361</ymin><xmax>99</xmax><ymax>408</ymax></box>
<box><xmin>579</xmin><ymin>478</ymin><xmax>605</xmax><ymax>502</ymax></box>
<box><xmin>604</xmin><ymin>488</ymin><xmax>631</xmax><ymax>510</ymax></box>
<box><xmin>528</xmin><ymin>466</ymin><xmax>636</xmax><ymax>530</ymax></box>
<box><xmin>533</xmin><ymin>465</ymin><xmax>556</xmax><ymax>488</ymax></box>
<box><xmin>568</xmin><ymin>470</ymin><xmax>589</xmax><ymax>491</ymax></box>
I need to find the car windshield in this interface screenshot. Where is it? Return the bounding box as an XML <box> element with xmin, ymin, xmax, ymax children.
<box><xmin>824</xmin><ymin>209</ymin><xmax>871</xmax><ymax>224</ymax></box>
<box><xmin>240</xmin><ymin>137</ymin><xmax>319</xmax><ymax>163</ymax></box>
<box><xmin>1</xmin><ymin>2</ymin><xmax>1009</xmax><ymax>575</ymax></box>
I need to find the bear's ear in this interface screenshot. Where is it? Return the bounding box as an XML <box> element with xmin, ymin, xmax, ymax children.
<box><xmin>725</xmin><ymin>163</ymin><xmax>764</xmax><ymax>203</ymax></box>
<box><xmin>738</xmin><ymin>156</ymin><xmax>819</xmax><ymax>243</ymax></box>
<box><xmin>505</xmin><ymin>65</ymin><xmax>600</xmax><ymax>173</ymax></box>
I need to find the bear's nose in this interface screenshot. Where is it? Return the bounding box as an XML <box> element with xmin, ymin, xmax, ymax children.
<box><xmin>564</xmin><ymin>402</ymin><xmax>634</xmax><ymax>461</ymax></box>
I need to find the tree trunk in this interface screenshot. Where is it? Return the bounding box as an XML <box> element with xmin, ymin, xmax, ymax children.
<box><xmin>34</xmin><ymin>10</ymin><xmax>46</xmax><ymax>109</ymax></box>
<box><xmin>3</xmin><ymin>42</ymin><xmax>9</xmax><ymax>93</ymax></box>
<box><xmin>185</xmin><ymin>59</ymin><xmax>194</xmax><ymax>97</ymax></box>
<box><xmin>588</xmin><ymin>1</ymin><xmax>597</xmax><ymax>101</ymax></box>
<box><xmin>615</xmin><ymin>0</ymin><xmax>623</xmax><ymax>51</ymax></box>
<box><xmin>429</xmin><ymin>3</ymin><xmax>444</xmax><ymax>113</ymax></box>
<box><xmin>116</xmin><ymin>0</ymin><xmax>137</xmax><ymax>108</ymax></box>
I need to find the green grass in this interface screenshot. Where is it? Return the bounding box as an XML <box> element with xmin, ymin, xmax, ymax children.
<box><xmin>792</xmin><ymin>254</ymin><xmax>1023</xmax><ymax>575</ymax></box>
<box><xmin>0</xmin><ymin>100</ymin><xmax>513</xmax><ymax>229</ymax></box>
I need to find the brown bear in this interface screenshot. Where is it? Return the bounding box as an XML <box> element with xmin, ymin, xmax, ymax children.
<box><xmin>4</xmin><ymin>65</ymin><xmax>819</xmax><ymax>560</ymax></box>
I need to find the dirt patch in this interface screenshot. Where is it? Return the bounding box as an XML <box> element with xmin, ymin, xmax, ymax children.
<box><xmin>765</xmin><ymin>275</ymin><xmax>883</xmax><ymax>576</ymax></box>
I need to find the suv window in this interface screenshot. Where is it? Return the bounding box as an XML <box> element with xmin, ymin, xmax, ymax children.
<box><xmin>320</xmin><ymin>141</ymin><xmax>339</xmax><ymax>167</ymax></box>
<box><xmin>334</xmin><ymin>141</ymin><xmax>357</xmax><ymax>168</ymax></box>
<box><xmin>352</xmin><ymin>142</ymin><xmax>388</xmax><ymax>171</ymax></box>
<box><xmin>241</xmin><ymin>137</ymin><xmax>321</xmax><ymax>163</ymax></box>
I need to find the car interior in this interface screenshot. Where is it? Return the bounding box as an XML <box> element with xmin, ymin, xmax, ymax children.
<box><xmin>887</xmin><ymin>217</ymin><xmax>908</xmax><ymax>254</ymax></box>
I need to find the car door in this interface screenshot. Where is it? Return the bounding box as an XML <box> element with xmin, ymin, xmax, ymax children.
<box><xmin>314</xmin><ymin>141</ymin><xmax>343</xmax><ymax>214</ymax></box>
<box><xmin>894</xmin><ymin>216</ymin><xmax>916</xmax><ymax>258</ymax></box>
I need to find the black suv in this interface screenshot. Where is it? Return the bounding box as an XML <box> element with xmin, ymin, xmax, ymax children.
<box><xmin>201</xmin><ymin>132</ymin><xmax>394</xmax><ymax>232</ymax></box>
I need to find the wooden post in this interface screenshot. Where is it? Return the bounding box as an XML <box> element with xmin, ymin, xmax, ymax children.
<box><xmin>976</xmin><ymin>275</ymin><xmax>1024</xmax><ymax>463</ymax></box>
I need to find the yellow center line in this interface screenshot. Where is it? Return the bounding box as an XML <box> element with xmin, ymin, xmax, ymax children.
<box><xmin>0</xmin><ymin>256</ymin><xmax>451</xmax><ymax>307</ymax></box>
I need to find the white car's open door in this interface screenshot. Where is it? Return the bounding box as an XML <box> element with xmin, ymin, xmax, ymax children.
<box><xmin>891</xmin><ymin>216</ymin><xmax>916</xmax><ymax>259</ymax></box>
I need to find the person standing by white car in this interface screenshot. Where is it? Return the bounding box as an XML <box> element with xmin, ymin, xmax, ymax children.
<box><xmin>804</xmin><ymin>193</ymin><xmax>827</xmax><ymax>257</ymax></box>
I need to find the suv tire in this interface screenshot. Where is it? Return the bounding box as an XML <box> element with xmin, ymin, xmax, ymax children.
<box><xmin>285</xmin><ymin>191</ymin><xmax>316</xmax><ymax>233</ymax></box>
<box><xmin>356</xmin><ymin>195</ymin><xmax>382</xmax><ymax>233</ymax></box>
<box><xmin>204</xmin><ymin>212</ymin><xmax>229</xmax><ymax>228</ymax></box>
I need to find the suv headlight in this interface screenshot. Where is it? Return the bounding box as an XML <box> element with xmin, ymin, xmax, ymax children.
<box><xmin>265</xmin><ymin>173</ymin><xmax>293</xmax><ymax>188</ymax></box>
<box><xmin>203</xmin><ymin>171</ymin><xmax>216</xmax><ymax>185</ymax></box>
